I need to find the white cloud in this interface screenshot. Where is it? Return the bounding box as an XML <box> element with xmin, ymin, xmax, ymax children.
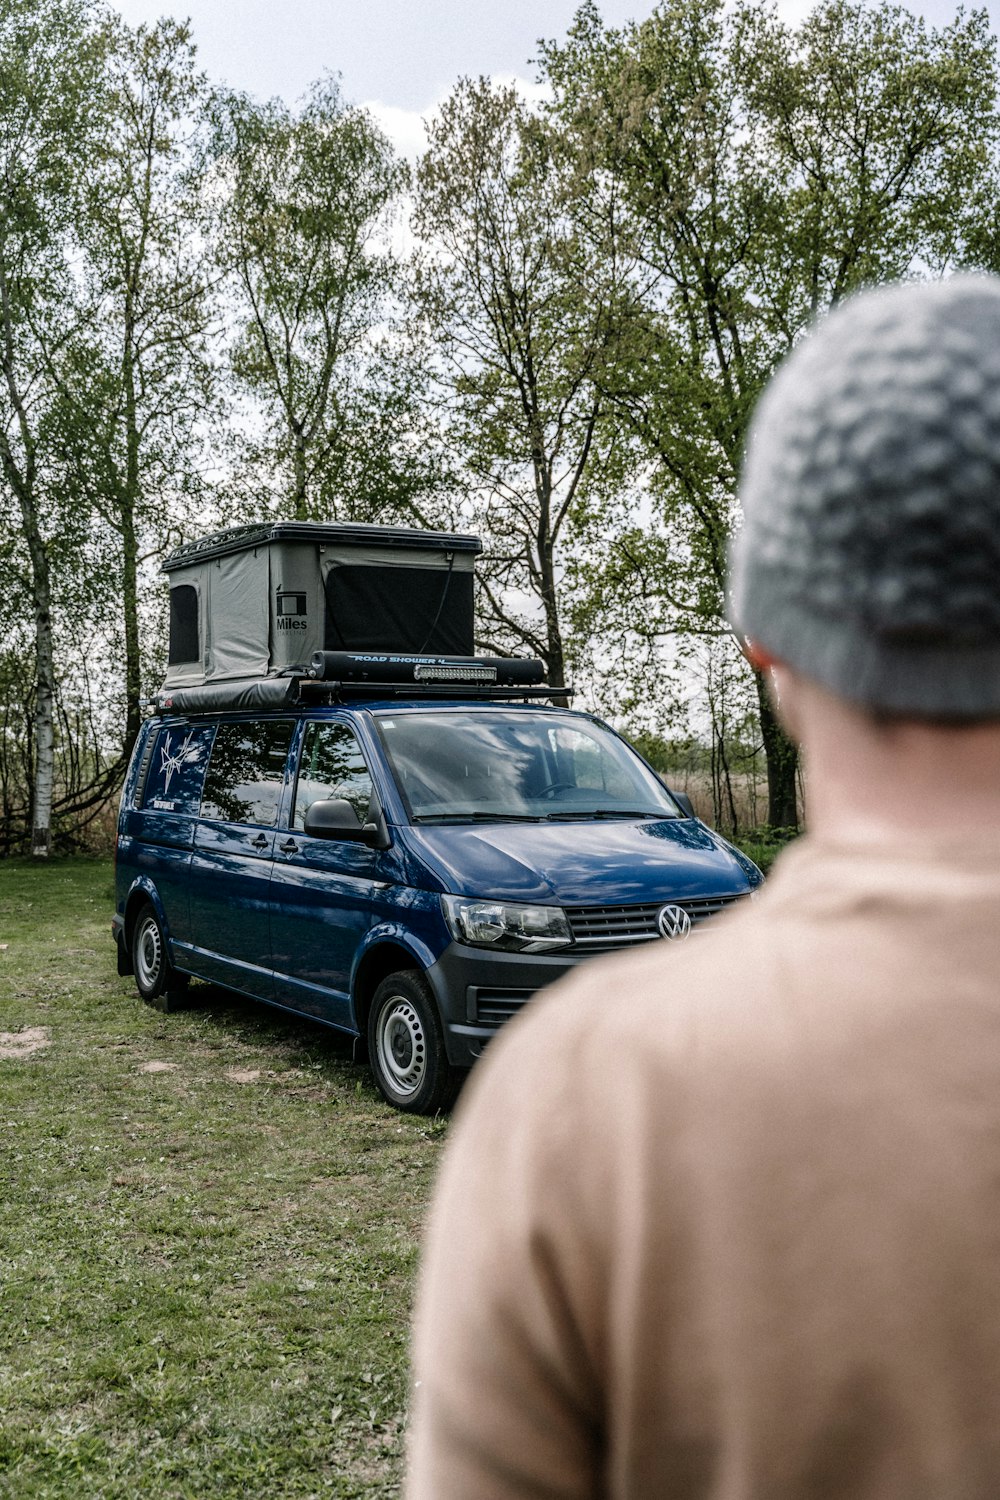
<box><xmin>363</xmin><ymin>72</ymin><xmax>552</xmax><ymax>165</ymax></box>
<box><xmin>363</xmin><ymin>99</ymin><xmax>436</xmax><ymax>164</ymax></box>
<box><xmin>771</xmin><ymin>0</ymin><xmax>814</xmax><ymax>24</ymax></box>
<box><xmin>491</xmin><ymin>72</ymin><xmax>552</xmax><ymax>109</ymax></box>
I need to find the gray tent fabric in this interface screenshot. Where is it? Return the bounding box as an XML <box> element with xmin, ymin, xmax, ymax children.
<box><xmin>318</xmin><ymin>542</ymin><xmax>475</xmax><ymax>571</ymax></box>
<box><xmin>160</xmin><ymin>523</ymin><xmax>481</xmax><ymax>691</ymax></box>
<box><xmin>205</xmin><ymin>547</ymin><xmax>270</xmax><ymax>681</ymax></box>
<box><xmin>153</xmin><ymin>677</ymin><xmax>300</xmax><ymax>715</ymax></box>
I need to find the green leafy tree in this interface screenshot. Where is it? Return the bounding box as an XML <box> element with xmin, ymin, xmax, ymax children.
<box><xmin>542</xmin><ymin>0</ymin><xmax>998</xmax><ymax>825</ymax></box>
<box><xmin>413</xmin><ymin>76</ymin><xmax>637</xmax><ymax>696</ymax></box>
<box><xmin>47</xmin><ymin>17</ymin><xmax>214</xmax><ymax>758</ymax></box>
<box><xmin>0</xmin><ymin>0</ymin><xmax>108</xmax><ymax>854</ymax></box>
<box><xmin>207</xmin><ymin>78</ymin><xmax>431</xmax><ymax>524</ymax></box>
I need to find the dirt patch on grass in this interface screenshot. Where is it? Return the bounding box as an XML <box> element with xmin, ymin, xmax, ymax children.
<box><xmin>138</xmin><ymin>1060</ymin><xmax>179</xmax><ymax>1074</ymax></box>
<box><xmin>0</xmin><ymin>1027</ymin><xmax>51</xmax><ymax>1058</ymax></box>
<box><xmin>225</xmin><ymin>1068</ymin><xmax>261</xmax><ymax>1084</ymax></box>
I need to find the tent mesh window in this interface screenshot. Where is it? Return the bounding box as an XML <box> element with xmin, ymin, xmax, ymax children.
<box><xmin>168</xmin><ymin>585</ymin><xmax>200</xmax><ymax>665</ymax></box>
<box><xmin>324</xmin><ymin>564</ymin><xmax>474</xmax><ymax>656</ymax></box>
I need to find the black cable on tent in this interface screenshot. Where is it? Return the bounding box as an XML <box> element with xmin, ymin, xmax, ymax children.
<box><xmin>416</xmin><ymin>552</ymin><xmax>455</xmax><ymax>655</ymax></box>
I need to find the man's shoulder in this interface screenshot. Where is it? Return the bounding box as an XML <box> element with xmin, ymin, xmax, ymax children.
<box><xmin>538</xmin><ymin>896</ymin><xmax>776</xmax><ymax>1030</ymax></box>
<box><xmin>477</xmin><ymin>895</ymin><xmax>778</xmax><ymax>1104</ymax></box>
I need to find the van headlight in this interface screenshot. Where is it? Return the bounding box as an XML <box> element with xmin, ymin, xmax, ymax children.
<box><xmin>441</xmin><ymin>894</ymin><xmax>572</xmax><ymax>953</ymax></box>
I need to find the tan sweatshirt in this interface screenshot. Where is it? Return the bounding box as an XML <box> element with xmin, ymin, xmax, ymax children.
<box><xmin>408</xmin><ymin>836</ymin><xmax>1000</xmax><ymax>1499</ymax></box>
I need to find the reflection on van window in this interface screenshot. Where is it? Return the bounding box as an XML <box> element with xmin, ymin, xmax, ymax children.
<box><xmin>200</xmin><ymin>721</ymin><xmax>294</xmax><ymax>826</ymax></box>
<box><xmin>294</xmin><ymin>722</ymin><xmax>374</xmax><ymax>830</ymax></box>
<box><xmin>376</xmin><ymin>710</ymin><xmax>680</xmax><ymax>822</ymax></box>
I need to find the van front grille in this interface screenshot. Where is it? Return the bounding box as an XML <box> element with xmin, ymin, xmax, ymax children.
<box><xmin>568</xmin><ymin>894</ymin><xmax>744</xmax><ymax>949</ymax></box>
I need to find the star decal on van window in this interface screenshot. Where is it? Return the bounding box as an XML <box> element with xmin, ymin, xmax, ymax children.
<box><xmin>160</xmin><ymin>731</ymin><xmax>202</xmax><ymax>794</ymax></box>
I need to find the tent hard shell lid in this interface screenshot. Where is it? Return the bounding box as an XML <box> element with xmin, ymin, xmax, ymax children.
<box><xmin>160</xmin><ymin>521</ymin><xmax>482</xmax><ymax>692</ymax></box>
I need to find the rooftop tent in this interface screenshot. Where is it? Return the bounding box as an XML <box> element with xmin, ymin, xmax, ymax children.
<box><xmin>160</xmin><ymin>521</ymin><xmax>482</xmax><ymax>690</ymax></box>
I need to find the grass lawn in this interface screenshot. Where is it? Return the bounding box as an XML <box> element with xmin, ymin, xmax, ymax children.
<box><xmin>0</xmin><ymin>858</ymin><xmax>448</xmax><ymax>1498</ymax></box>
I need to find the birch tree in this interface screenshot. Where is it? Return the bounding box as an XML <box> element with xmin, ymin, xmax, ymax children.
<box><xmin>49</xmin><ymin>17</ymin><xmax>214</xmax><ymax>757</ymax></box>
<box><xmin>0</xmin><ymin>0</ymin><xmax>106</xmax><ymax>855</ymax></box>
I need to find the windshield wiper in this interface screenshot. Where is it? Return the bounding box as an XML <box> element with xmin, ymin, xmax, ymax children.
<box><xmin>415</xmin><ymin>812</ymin><xmax>545</xmax><ymax>824</ymax></box>
<box><xmin>542</xmin><ymin>809</ymin><xmax>672</xmax><ymax>821</ymax></box>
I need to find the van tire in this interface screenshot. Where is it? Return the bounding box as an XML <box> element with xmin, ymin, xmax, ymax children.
<box><xmin>131</xmin><ymin>903</ymin><xmax>188</xmax><ymax>1013</ymax></box>
<box><xmin>368</xmin><ymin>970</ymin><xmax>455</xmax><ymax>1115</ymax></box>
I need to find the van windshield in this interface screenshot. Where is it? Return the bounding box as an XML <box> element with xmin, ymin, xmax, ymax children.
<box><xmin>374</xmin><ymin>710</ymin><xmax>681</xmax><ymax>823</ymax></box>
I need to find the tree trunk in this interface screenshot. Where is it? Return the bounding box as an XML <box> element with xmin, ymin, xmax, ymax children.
<box><xmin>538</xmin><ymin>541</ymin><xmax>569</xmax><ymax>707</ymax></box>
<box><xmin>0</xmin><ymin>253</ymin><xmax>54</xmax><ymax>856</ymax></box>
<box><xmin>292</xmin><ymin>427</ymin><xmax>308</xmax><ymax>520</ymax></box>
<box><xmin>754</xmin><ymin>668</ymin><xmax>800</xmax><ymax>830</ymax></box>
<box><xmin>121</xmin><ymin>290</ymin><xmax>143</xmax><ymax>761</ymax></box>
<box><xmin>27</xmin><ymin>528</ymin><xmax>55</xmax><ymax>857</ymax></box>
<box><xmin>120</xmin><ymin>502</ymin><xmax>142</xmax><ymax>759</ymax></box>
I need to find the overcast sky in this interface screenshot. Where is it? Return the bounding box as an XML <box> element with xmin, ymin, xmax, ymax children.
<box><xmin>112</xmin><ymin>0</ymin><xmax>995</xmax><ymax>158</ymax></box>
<box><xmin>113</xmin><ymin>0</ymin><xmax>657</xmax><ymax>114</ymax></box>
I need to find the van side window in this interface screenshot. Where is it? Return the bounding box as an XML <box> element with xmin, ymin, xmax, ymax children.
<box><xmin>201</xmin><ymin>721</ymin><xmax>294</xmax><ymax>826</ymax></box>
<box><xmin>294</xmin><ymin>722</ymin><xmax>374</xmax><ymax>830</ymax></box>
<box><xmin>141</xmin><ymin>724</ymin><xmax>215</xmax><ymax>813</ymax></box>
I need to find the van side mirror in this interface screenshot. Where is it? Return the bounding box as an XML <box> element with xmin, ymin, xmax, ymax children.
<box><xmin>670</xmin><ymin>789</ymin><xmax>697</xmax><ymax>819</ymax></box>
<box><xmin>304</xmin><ymin>798</ymin><xmax>388</xmax><ymax>848</ymax></box>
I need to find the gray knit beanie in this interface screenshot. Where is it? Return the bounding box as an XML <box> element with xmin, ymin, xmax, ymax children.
<box><xmin>729</xmin><ymin>275</ymin><xmax>1000</xmax><ymax>716</ymax></box>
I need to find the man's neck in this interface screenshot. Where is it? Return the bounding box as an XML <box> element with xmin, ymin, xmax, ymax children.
<box><xmin>778</xmin><ymin>670</ymin><xmax>1000</xmax><ymax>844</ymax></box>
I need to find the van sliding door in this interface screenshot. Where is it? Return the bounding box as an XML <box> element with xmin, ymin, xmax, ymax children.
<box><xmin>186</xmin><ymin>719</ymin><xmax>294</xmax><ymax>998</ymax></box>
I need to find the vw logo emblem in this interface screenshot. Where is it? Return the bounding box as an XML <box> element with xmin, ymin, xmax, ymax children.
<box><xmin>658</xmin><ymin>904</ymin><xmax>692</xmax><ymax>941</ymax></box>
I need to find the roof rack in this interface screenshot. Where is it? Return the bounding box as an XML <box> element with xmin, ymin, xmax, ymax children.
<box><xmin>299</xmin><ymin>680</ymin><xmax>570</xmax><ymax>704</ymax></box>
<box><xmin>148</xmin><ymin>653</ymin><xmax>571</xmax><ymax>716</ymax></box>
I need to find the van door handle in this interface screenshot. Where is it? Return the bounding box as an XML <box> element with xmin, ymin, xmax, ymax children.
<box><xmin>251</xmin><ymin>833</ymin><xmax>268</xmax><ymax>850</ymax></box>
<box><xmin>279</xmin><ymin>839</ymin><xmax>299</xmax><ymax>855</ymax></box>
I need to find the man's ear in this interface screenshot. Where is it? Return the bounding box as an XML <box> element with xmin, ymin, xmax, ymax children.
<box><xmin>744</xmin><ymin>639</ymin><xmax>779</xmax><ymax>673</ymax></box>
<box><xmin>744</xmin><ymin>642</ymin><xmax>802</xmax><ymax>741</ymax></box>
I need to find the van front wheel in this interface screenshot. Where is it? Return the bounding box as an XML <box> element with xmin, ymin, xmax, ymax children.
<box><xmin>368</xmin><ymin>971</ymin><xmax>455</xmax><ymax>1115</ymax></box>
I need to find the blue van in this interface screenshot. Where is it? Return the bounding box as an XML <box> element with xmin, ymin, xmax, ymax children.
<box><xmin>112</xmin><ymin>524</ymin><xmax>762</xmax><ymax>1113</ymax></box>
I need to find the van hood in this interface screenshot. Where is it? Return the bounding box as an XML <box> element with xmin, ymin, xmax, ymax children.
<box><xmin>402</xmin><ymin>816</ymin><xmax>757</xmax><ymax>906</ymax></box>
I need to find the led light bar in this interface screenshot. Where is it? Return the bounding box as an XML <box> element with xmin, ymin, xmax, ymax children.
<box><xmin>414</xmin><ymin>663</ymin><xmax>497</xmax><ymax>683</ymax></box>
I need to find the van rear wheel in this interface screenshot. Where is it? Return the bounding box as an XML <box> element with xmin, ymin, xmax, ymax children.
<box><xmin>368</xmin><ymin>971</ymin><xmax>455</xmax><ymax>1115</ymax></box>
<box><xmin>131</xmin><ymin>903</ymin><xmax>188</xmax><ymax>1012</ymax></box>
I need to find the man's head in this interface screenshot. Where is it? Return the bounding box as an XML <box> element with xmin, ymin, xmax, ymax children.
<box><xmin>730</xmin><ymin>275</ymin><xmax>1000</xmax><ymax>720</ymax></box>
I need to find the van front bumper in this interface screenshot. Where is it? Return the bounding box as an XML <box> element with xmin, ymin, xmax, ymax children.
<box><xmin>424</xmin><ymin>940</ymin><xmax>596</xmax><ymax>1068</ymax></box>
